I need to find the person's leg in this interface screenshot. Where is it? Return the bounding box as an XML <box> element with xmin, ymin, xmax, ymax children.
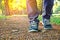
<box><xmin>42</xmin><ymin>0</ymin><xmax>54</xmax><ymax>29</ymax></box>
<box><xmin>26</xmin><ymin>0</ymin><xmax>39</xmax><ymax>32</ymax></box>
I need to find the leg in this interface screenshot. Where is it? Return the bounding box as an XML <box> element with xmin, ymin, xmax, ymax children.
<box><xmin>26</xmin><ymin>0</ymin><xmax>39</xmax><ymax>32</ymax></box>
<box><xmin>42</xmin><ymin>0</ymin><xmax>54</xmax><ymax>29</ymax></box>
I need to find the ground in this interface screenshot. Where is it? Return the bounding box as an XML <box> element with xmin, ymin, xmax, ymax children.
<box><xmin>0</xmin><ymin>16</ymin><xmax>60</xmax><ymax>40</ymax></box>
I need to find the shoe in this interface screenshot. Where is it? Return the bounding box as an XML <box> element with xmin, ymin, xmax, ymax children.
<box><xmin>28</xmin><ymin>21</ymin><xmax>39</xmax><ymax>32</ymax></box>
<box><xmin>44</xmin><ymin>24</ymin><xmax>53</xmax><ymax>29</ymax></box>
<box><xmin>42</xmin><ymin>19</ymin><xmax>53</xmax><ymax>32</ymax></box>
<box><xmin>42</xmin><ymin>19</ymin><xmax>52</xmax><ymax>29</ymax></box>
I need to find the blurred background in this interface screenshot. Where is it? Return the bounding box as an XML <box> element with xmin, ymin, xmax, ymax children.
<box><xmin>0</xmin><ymin>0</ymin><xmax>60</xmax><ymax>25</ymax></box>
<box><xmin>0</xmin><ymin>0</ymin><xmax>60</xmax><ymax>15</ymax></box>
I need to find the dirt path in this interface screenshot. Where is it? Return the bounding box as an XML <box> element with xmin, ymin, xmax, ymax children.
<box><xmin>0</xmin><ymin>16</ymin><xmax>60</xmax><ymax>40</ymax></box>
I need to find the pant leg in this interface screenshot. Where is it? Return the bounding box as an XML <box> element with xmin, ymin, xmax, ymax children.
<box><xmin>26</xmin><ymin>0</ymin><xmax>39</xmax><ymax>22</ymax></box>
<box><xmin>42</xmin><ymin>0</ymin><xmax>54</xmax><ymax>19</ymax></box>
<box><xmin>26</xmin><ymin>0</ymin><xmax>40</xmax><ymax>30</ymax></box>
<box><xmin>42</xmin><ymin>0</ymin><xmax>54</xmax><ymax>29</ymax></box>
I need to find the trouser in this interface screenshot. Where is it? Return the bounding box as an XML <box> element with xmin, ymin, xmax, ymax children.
<box><xmin>26</xmin><ymin>0</ymin><xmax>54</xmax><ymax>23</ymax></box>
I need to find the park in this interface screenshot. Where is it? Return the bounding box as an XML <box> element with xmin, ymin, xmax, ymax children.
<box><xmin>0</xmin><ymin>0</ymin><xmax>60</xmax><ymax>40</ymax></box>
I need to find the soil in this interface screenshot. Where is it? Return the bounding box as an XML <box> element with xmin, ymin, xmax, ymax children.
<box><xmin>0</xmin><ymin>16</ymin><xmax>60</xmax><ymax>40</ymax></box>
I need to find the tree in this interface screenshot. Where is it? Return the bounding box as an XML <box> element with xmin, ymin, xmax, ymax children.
<box><xmin>4</xmin><ymin>0</ymin><xmax>10</xmax><ymax>15</ymax></box>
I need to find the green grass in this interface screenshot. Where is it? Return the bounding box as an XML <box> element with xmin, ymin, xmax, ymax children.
<box><xmin>51</xmin><ymin>15</ymin><xmax>60</xmax><ymax>25</ymax></box>
<box><xmin>0</xmin><ymin>15</ymin><xmax>6</xmax><ymax>19</ymax></box>
<box><xmin>0</xmin><ymin>15</ymin><xmax>14</xmax><ymax>19</ymax></box>
<box><xmin>38</xmin><ymin>15</ymin><xmax>60</xmax><ymax>25</ymax></box>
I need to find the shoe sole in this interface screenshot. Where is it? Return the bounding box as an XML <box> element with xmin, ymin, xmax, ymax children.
<box><xmin>44</xmin><ymin>28</ymin><xmax>53</xmax><ymax>30</ymax></box>
<box><xmin>28</xmin><ymin>30</ymin><xmax>38</xmax><ymax>32</ymax></box>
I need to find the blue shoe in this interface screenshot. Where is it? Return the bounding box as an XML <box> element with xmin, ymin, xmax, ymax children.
<box><xmin>28</xmin><ymin>21</ymin><xmax>39</xmax><ymax>32</ymax></box>
<box><xmin>43</xmin><ymin>19</ymin><xmax>52</xmax><ymax>29</ymax></box>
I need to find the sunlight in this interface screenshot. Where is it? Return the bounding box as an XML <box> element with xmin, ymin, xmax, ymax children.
<box><xmin>8</xmin><ymin>0</ymin><xmax>26</xmax><ymax>10</ymax></box>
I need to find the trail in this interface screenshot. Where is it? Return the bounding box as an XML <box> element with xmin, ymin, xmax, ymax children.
<box><xmin>0</xmin><ymin>16</ymin><xmax>60</xmax><ymax>40</ymax></box>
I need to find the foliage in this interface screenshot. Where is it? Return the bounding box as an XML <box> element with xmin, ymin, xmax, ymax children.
<box><xmin>36</xmin><ymin>0</ymin><xmax>42</xmax><ymax>11</ymax></box>
<box><xmin>0</xmin><ymin>15</ymin><xmax>6</xmax><ymax>19</ymax></box>
<box><xmin>38</xmin><ymin>15</ymin><xmax>60</xmax><ymax>25</ymax></box>
<box><xmin>54</xmin><ymin>6</ymin><xmax>60</xmax><ymax>13</ymax></box>
<box><xmin>51</xmin><ymin>15</ymin><xmax>60</xmax><ymax>25</ymax></box>
<box><xmin>53</xmin><ymin>0</ymin><xmax>60</xmax><ymax>14</ymax></box>
<box><xmin>8</xmin><ymin>0</ymin><xmax>26</xmax><ymax>10</ymax></box>
<box><xmin>58</xmin><ymin>0</ymin><xmax>60</xmax><ymax>1</ymax></box>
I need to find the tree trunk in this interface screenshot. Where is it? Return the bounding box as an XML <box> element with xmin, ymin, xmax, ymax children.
<box><xmin>4</xmin><ymin>0</ymin><xmax>10</xmax><ymax>15</ymax></box>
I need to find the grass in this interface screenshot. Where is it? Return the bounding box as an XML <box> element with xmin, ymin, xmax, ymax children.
<box><xmin>0</xmin><ymin>15</ymin><xmax>6</xmax><ymax>19</ymax></box>
<box><xmin>51</xmin><ymin>15</ymin><xmax>60</xmax><ymax>25</ymax></box>
<box><xmin>38</xmin><ymin>15</ymin><xmax>60</xmax><ymax>25</ymax></box>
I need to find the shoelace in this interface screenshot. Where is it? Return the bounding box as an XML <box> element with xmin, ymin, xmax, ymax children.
<box><xmin>30</xmin><ymin>21</ymin><xmax>37</xmax><ymax>26</ymax></box>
